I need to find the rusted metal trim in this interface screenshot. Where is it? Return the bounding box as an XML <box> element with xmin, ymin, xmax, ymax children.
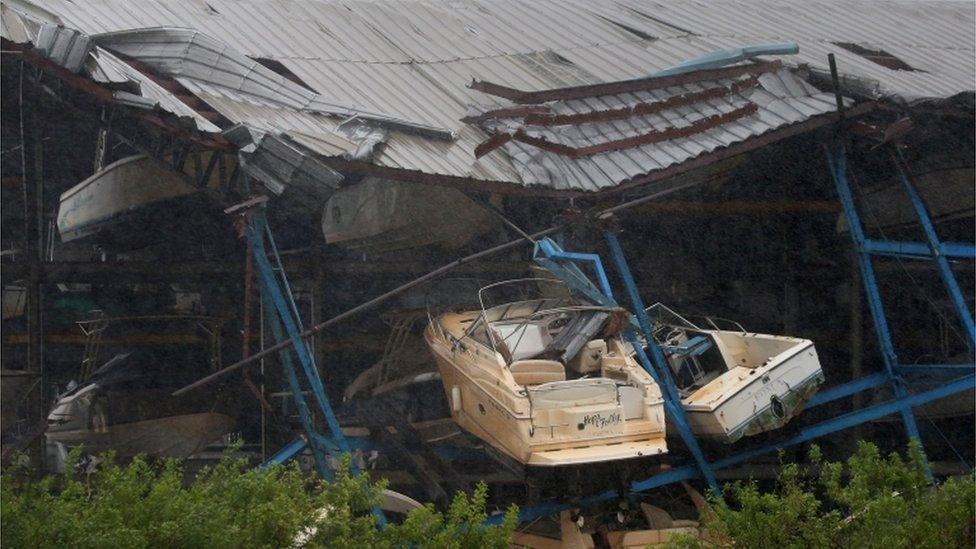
<box><xmin>474</xmin><ymin>132</ymin><xmax>515</xmax><ymax>159</ymax></box>
<box><xmin>572</xmin><ymin>104</ymin><xmax>758</xmax><ymax>156</ymax></box>
<box><xmin>478</xmin><ymin>103</ymin><xmax>758</xmax><ymax>158</ymax></box>
<box><xmin>604</xmin><ymin>101</ymin><xmax>879</xmax><ymax>197</ymax></box>
<box><xmin>328</xmin><ymin>103</ymin><xmax>876</xmax><ymax>197</ymax></box>
<box><xmin>5</xmin><ymin>39</ymin><xmax>233</xmax><ymax>151</ymax></box>
<box><xmin>523</xmin><ymin>77</ymin><xmax>759</xmax><ymax>126</ymax></box>
<box><xmin>470</xmin><ymin>61</ymin><xmax>780</xmax><ymax>104</ymax></box>
<box><xmin>462</xmin><ymin>105</ymin><xmax>551</xmax><ymax>123</ymax></box>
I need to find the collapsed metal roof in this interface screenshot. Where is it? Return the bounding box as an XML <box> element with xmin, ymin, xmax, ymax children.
<box><xmin>465</xmin><ymin>62</ymin><xmax>844</xmax><ymax>191</ymax></box>
<box><xmin>2</xmin><ymin>0</ymin><xmax>972</xmax><ymax>196</ymax></box>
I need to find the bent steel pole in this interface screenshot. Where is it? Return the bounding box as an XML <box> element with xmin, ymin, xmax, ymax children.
<box><xmin>174</xmin><ymin>179</ymin><xmax>708</xmax><ymax>396</ymax></box>
<box><xmin>891</xmin><ymin>151</ymin><xmax>975</xmax><ymax>347</ymax></box>
<box><xmin>603</xmin><ymin>231</ymin><xmax>721</xmax><ymax>495</ymax></box>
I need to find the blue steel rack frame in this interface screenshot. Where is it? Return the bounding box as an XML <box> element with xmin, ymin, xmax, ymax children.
<box><xmin>488</xmin><ymin>138</ymin><xmax>975</xmax><ymax>525</ymax></box>
<box><xmin>246</xmin><ymin>208</ymin><xmax>386</xmax><ymax>525</ymax></box>
<box><xmin>239</xmin><ymin>142</ymin><xmax>972</xmax><ymax>528</ymax></box>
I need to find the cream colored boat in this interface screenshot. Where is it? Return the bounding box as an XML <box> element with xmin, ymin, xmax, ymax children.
<box><xmin>649</xmin><ymin>304</ymin><xmax>824</xmax><ymax>443</ymax></box>
<box><xmin>424</xmin><ymin>279</ymin><xmax>667</xmax><ymax>467</ymax></box>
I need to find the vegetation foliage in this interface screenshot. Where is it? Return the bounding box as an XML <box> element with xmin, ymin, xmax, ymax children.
<box><xmin>670</xmin><ymin>440</ymin><xmax>974</xmax><ymax>549</ymax></box>
<box><xmin>3</xmin><ymin>441</ymin><xmax>971</xmax><ymax>548</ymax></box>
<box><xmin>1</xmin><ymin>451</ymin><xmax>517</xmax><ymax>548</ymax></box>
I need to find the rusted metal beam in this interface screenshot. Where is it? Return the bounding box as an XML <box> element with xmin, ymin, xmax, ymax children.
<box><xmin>477</xmin><ymin>103</ymin><xmax>758</xmax><ymax>159</ymax></box>
<box><xmin>318</xmin><ymin>157</ymin><xmax>583</xmax><ymax>197</ymax></box>
<box><xmin>5</xmin><ymin>39</ymin><xmax>233</xmax><ymax>151</ymax></box>
<box><xmin>605</xmin><ymin>101</ymin><xmax>879</xmax><ymax>197</ymax></box>
<box><xmin>461</xmin><ymin>105</ymin><xmax>551</xmax><ymax>123</ymax></box>
<box><xmin>469</xmin><ymin>61</ymin><xmax>781</xmax><ymax>104</ymax></box>
<box><xmin>323</xmin><ymin>102</ymin><xmax>876</xmax><ymax>198</ymax></box>
<box><xmin>523</xmin><ymin>76</ymin><xmax>759</xmax><ymax>126</ymax></box>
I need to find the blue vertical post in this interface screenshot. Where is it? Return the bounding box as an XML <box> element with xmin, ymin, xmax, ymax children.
<box><xmin>248</xmin><ymin>210</ymin><xmax>386</xmax><ymax>526</ymax></box>
<box><xmin>891</xmin><ymin>153</ymin><xmax>975</xmax><ymax>348</ymax></box>
<box><xmin>603</xmin><ymin>231</ymin><xmax>721</xmax><ymax>495</ymax></box>
<box><xmin>259</xmin><ymin>289</ymin><xmax>334</xmax><ymax>480</ymax></box>
<box><xmin>248</xmin><ymin>212</ymin><xmax>352</xmax><ymax>457</ymax></box>
<box><xmin>824</xmin><ymin>141</ymin><xmax>929</xmax><ymax>477</ymax></box>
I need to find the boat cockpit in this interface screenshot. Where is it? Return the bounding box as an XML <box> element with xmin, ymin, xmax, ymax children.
<box><xmin>449</xmin><ymin>279</ymin><xmax>634</xmax><ymax>388</ymax></box>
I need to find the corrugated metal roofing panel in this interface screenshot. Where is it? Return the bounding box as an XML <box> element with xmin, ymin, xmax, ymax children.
<box><xmin>11</xmin><ymin>0</ymin><xmax>975</xmax><ymax>194</ymax></box>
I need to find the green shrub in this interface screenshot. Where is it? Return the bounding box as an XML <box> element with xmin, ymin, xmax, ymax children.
<box><xmin>669</xmin><ymin>440</ymin><xmax>975</xmax><ymax>549</ymax></box>
<box><xmin>1</xmin><ymin>451</ymin><xmax>517</xmax><ymax>548</ymax></box>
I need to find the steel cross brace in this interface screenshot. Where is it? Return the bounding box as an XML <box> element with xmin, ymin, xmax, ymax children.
<box><xmin>532</xmin><ymin>238</ymin><xmax>616</xmax><ymax>308</ymax></box>
<box><xmin>891</xmin><ymin>151</ymin><xmax>976</xmax><ymax>346</ymax></box>
<box><xmin>248</xmin><ymin>211</ymin><xmax>346</xmax><ymax>479</ymax></box>
<box><xmin>824</xmin><ymin>140</ymin><xmax>930</xmax><ymax>478</ymax></box>
<box><xmin>602</xmin><ymin>232</ymin><xmax>721</xmax><ymax>495</ymax></box>
<box><xmin>532</xmin><ymin>237</ymin><xmax>721</xmax><ymax>495</ymax></box>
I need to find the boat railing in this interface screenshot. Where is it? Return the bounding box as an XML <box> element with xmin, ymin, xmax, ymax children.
<box><xmin>696</xmin><ymin>316</ymin><xmax>747</xmax><ymax>334</ymax></box>
<box><xmin>645</xmin><ymin>303</ymin><xmax>747</xmax><ymax>334</ymax></box>
<box><xmin>475</xmin><ymin>278</ymin><xmax>572</xmax><ymax>355</ymax></box>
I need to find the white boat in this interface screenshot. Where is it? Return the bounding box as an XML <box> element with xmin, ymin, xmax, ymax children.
<box><xmin>321</xmin><ymin>178</ymin><xmax>493</xmax><ymax>253</ymax></box>
<box><xmin>46</xmin><ymin>316</ymin><xmax>236</xmax><ymax>462</ymax></box>
<box><xmin>425</xmin><ymin>279</ymin><xmax>667</xmax><ymax>467</ymax></box>
<box><xmin>56</xmin><ymin>153</ymin><xmax>223</xmax><ymax>245</ymax></box>
<box><xmin>649</xmin><ymin>304</ymin><xmax>824</xmax><ymax>443</ymax></box>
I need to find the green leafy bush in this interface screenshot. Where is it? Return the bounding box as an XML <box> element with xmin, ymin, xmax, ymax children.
<box><xmin>670</xmin><ymin>440</ymin><xmax>974</xmax><ymax>549</ymax></box>
<box><xmin>1</xmin><ymin>451</ymin><xmax>517</xmax><ymax>548</ymax></box>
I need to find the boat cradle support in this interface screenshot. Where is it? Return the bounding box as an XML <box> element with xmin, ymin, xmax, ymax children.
<box><xmin>489</xmin><ymin>372</ymin><xmax>974</xmax><ymax>525</ymax></box>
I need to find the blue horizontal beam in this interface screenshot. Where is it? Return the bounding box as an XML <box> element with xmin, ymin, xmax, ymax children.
<box><xmin>490</xmin><ymin>374</ymin><xmax>975</xmax><ymax>525</ymax></box>
<box><xmin>262</xmin><ymin>437</ymin><xmax>307</xmax><ymax>468</ymax></box>
<box><xmin>896</xmin><ymin>364</ymin><xmax>976</xmax><ymax>376</ymax></box>
<box><xmin>862</xmin><ymin>239</ymin><xmax>976</xmax><ymax>260</ymax></box>
<box><xmin>806</xmin><ymin>372</ymin><xmax>890</xmax><ymax>408</ymax></box>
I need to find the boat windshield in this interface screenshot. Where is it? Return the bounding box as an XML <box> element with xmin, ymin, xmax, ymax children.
<box><xmin>463</xmin><ymin>279</ymin><xmax>619</xmax><ymax>364</ymax></box>
<box><xmin>647</xmin><ymin>303</ymin><xmax>700</xmax><ymax>330</ymax></box>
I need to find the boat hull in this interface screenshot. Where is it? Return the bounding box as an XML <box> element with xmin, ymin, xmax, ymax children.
<box><xmin>56</xmin><ymin>153</ymin><xmax>225</xmax><ymax>248</ymax></box>
<box><xmin>46</xmin><ymin>412</ymin><xmax>235</xmax><ymax>458</ymax></box>
<box><xmin>426</xmin><ymin>326</ymin><xmax>666</xmax><ymax>466</ymax></box>
<box><xmin>680</xmin><ymin>340</ymin><xmax>824</xmax><ymax>443</ymax></box>
<box><xmin>322</xmin><ymin>178</ymin><xmax>493</xmax><ymax>253</ymax></box>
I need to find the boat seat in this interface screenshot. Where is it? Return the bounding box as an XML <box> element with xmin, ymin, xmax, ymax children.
<box><xmin>509</xmin><ymin>359</ymin><xmax>566</xmax><ymax>386</ymax></box>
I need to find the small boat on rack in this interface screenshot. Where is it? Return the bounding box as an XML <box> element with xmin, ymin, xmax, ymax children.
<box><xmin>648</xmin><ymin>304</ymin><xmax>824</xmax><ymax>443</ymax></box>
<box><xmin>425</xmin><ymin>278</ymin><xmax>667</xmax><ymax>466</ymax></box>
<box><xmin>56</xmin><ymin>153</ymin><xmax>225</xmax><ymax>248</ymax></box>
<box><xmin>46</xmin><ymin>316</ymin><xmax>236</xmax><ymax>466</ymax></box>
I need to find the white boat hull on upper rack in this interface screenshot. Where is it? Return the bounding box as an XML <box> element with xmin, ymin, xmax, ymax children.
<box><xmin>57</xmin><ymin>153</ymin><xmax>226</xmax><ymax>246</ymax></box>
<box><xmin>322</xmin><ymin>178</ymin><xmax>493</xmax><ymax>253</ymax></box>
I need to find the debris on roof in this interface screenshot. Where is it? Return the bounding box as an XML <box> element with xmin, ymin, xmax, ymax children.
<box><xmin>465</xmin><ymin>62</ymin><xmax>846</xmax><ymax>190</ymax></box>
